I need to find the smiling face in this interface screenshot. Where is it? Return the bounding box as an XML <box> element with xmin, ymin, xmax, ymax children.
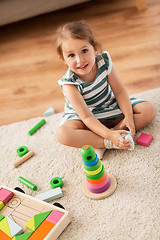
<box><xmin>60</xmin><ymin>38</ymin><xmax>98</xmax><ymax>82</ymax></box>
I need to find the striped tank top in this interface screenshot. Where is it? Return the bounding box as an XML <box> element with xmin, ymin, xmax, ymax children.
<box><xmin>58</xmin><ymin>51</ymin><xmax>143</xmax><ymax>125</ymax></box>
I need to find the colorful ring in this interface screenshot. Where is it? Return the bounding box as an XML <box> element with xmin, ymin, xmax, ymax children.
<box><xmin>84</xmin><ymin>159</ymin><xmax>101</xmax><ymax>171</ymax></box>
<box><xmin>50</xmin><ymin>177</ymin><xmax>63</xmax><ymax>189</ymax></box>
<box><xmin>17</xmin><ymin>146</ymin><xmax>28</xmax><ymax>157</ymax></box>
<box><xmin>82</xmin><ymin>154</ymin><xmax>98</xmax><ymax>166</ymax></box>
<box><xmin>86</xmin><ymin>171</ymin><xmax>107</xmax><ymax>184</ymax></box>
<box><xmin>87</xmin><ymin>179</ymin><xmax>111</xmax><ymax>193</ymax></box>
<box><xmin>84</xmin><ymin>162</ymin><xmax>102</xmax><ymax>175</ymax></box>
<box><xmin>86</xmin><ymin>175</ymin><xmax>110</xmax><ymax>189</ymax></box>
<box><xmin>85</xmin><ymin>165</ymin><xmax>105</xmax><ymax>180</ymax></box>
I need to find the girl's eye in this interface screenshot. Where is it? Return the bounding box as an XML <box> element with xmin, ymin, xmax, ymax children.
<box><xmin>82</xmin><ymin>49</ymin><xmax>88</xmax><ymax>54</ymax></box>
<box><xmin>68</xmin><ymin>54</ymin><xmax>74</xmax><ymax>58</ymax></box>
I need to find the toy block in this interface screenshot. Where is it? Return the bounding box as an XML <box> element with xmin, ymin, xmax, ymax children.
<box><xmin>44</xmin><ymin>107</ymin><xmax>55</xmax><ymax>117</ymax></box>
<box><xmin>0</xmin><ymin>217</ymin><xmax>12</xmax><ymax>238</ymax></box>
<box><xmin>14</xmin><ymin>151</ymin><xmax>34</xmax><ymax>168</ymax></box>
<box><xmin>34</xmin><ymin>210</ymin><xmax>52</xmax><ymax>229</ymax></box>
<box><xmin>12</xmin><ymin>232</ymin><xmax>34</xmax><ymax>240</ymax></box>
<box><xmin>0</xmin><ymin>229</ymin><xmax>12</xmax><ymax>240</ymax></box>
<box><xmin>28</xmin><ymin>119</ymin><xmax>46</xmax><ymax>135</ymax></box>
<box><xmin>0</xmin><ymin>201</ymin><xmax>4</xmax><ymax>209</ymax></box>
<box><xmin>6</xmin><ymin>216</ymin><xmax>23</xmax><ymax>237</ymax></box>
<box><xmin>136</xmin><ymin>133</ymin><xmax>153</xmax><ymax>146</ymax></box>
<box><xmin>26</xmin><ymin>210</ymin><xmax>52</xmax><ymax>231</ymax></box>
<box><xmin>25</xmin><ymin>216</ymin><xmax>35</xmax><ymax>231</ymax></box>
<box><xmin>46</xmin><ymin>210</ymin><xmax>64</xmax><ymax>224</ymax></box>
<box><xmin>0</xmin><ymin>188</ymin><xmax>13</xmax><ymax>204</ymax></box>
<box><xmin>0</xmin><ymin>214</ymin><xmax>5</xmax><ymax>221</ymax></box>
<box><xmin>35</xmin><ymin>187</ymin><xmax>63</xmax><ymax>202</ymax></box>
<box><xmin>18</xmin><ymin>176</ymin><xmax>37</xmax><ymax>191</ymax></box>
<box><xmin>28</xmin><ymin>220</ymin><xmax>55</xmax><ymax>240</ymax></box>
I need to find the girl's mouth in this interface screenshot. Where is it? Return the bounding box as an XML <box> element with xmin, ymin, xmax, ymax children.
<box><xmin>77</xmin><ymin>64</ymin><xmax>88</xmax><ymax>70</ymax></box>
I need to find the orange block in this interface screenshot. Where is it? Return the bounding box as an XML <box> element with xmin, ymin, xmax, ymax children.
<box><xmin>0</xmin><ymin>229</ymin><xmax>12</xmax><ymax>240</ymax></box>
<box><xmin>28</xmin><ymin>220</ymin><xmax>55</xmax><ymax>240</ymax></box>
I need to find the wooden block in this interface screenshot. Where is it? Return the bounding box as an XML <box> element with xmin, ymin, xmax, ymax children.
<box><xmin>0</xmin><ymin>186</ymin><xmax>71</xmax><ymax>240</ymax></box>
<box><xmin>35</xmin><ymin>187</ymin><xmax>63</xmax><ymax>202</ymax></box>
<box><xmin>0</xmin><ymin>188</ymin><xmax>13</xmax><ymax>204</ymax></box>
<box><xmin>25</xmin><ymin>211</ymin><xmax>52</xmax><ymax>231</ymax></box>
<box><xmin>34</xmin><ymin>211</ymin><xmax>52</xmax><ymax>229</ymax></box>
<box><xmin>136</xmin><ymin>133</ymin><xmax>153</xmax><ymax>146</ymax></box>
<box><xmin>0</xmin><ymin>201</ymin><xmax>4</xmax><ymax>210</ymax></box>
<box><xmin>25</xmin><ymin>216</ymin><xmax>35</xmax><ymax>231</ymax></box>
<box><xmin>0</xmin><ymin>217</ymin><xmax>12</xmax><ymax>238</ymax></box>
<box><xmin>14</xmin><ymin>151</ymin><xmax>34</xmax><ymax>168</ymax></box>
<box><xmin>44</xmin><ymin>107</ymin><xmax>55</xmax><ymax>117</ymax></box>
<box><xmin>0</xmin><ymin>214</ymin><xmax>5</xmax><ymax>221</ymax></box>
<box><xmin>46</xmin><ymin>210</ymin><xmax>64</xmax><ymax>224</ymax></box>
<box><xmin>0</xmin><ymin>229</ymin><xmax>12</xmax><ymax>240</ymax></box>
<box><xmin>12</xmin><ymin>232</ymin><xmax>33</xmax><ymax>240</ymax></box>
<box><xmin>28</xmin><ymin>220</ymin><xmax>55</xmax><ymax>240</ymax></box>
<box><xmin>6</xmin><ymin>216</ymin><xmax>23</xmax><ymax>237</ymax></box>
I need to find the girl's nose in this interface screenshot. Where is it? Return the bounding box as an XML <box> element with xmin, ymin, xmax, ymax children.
<box><xmin>77</xmin><ymin>55</ymin><xmax>84</xmax><ymax>64</ymax></box>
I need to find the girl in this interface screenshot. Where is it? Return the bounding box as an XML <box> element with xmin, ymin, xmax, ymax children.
<box><xmin>56</xmin><ymin>21</ymin><xmax>156</xmax><ymax>158</ymax></box>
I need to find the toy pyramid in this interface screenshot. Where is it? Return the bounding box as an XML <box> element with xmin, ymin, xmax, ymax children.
<box><xmin>80</xmin><ymin>145</ymin><xmax>117</xmax><ymax>200</ymax></box>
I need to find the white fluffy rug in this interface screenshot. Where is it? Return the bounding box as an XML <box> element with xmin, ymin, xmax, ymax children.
<box><xmin>0</xmin><ymin>88</ymin><xmax>160</xmax><ymax>240</ymax></box>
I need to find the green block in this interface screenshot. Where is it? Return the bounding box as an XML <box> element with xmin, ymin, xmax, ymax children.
<box><xmin>0</xmin><ymin>214</ymin><xmax>5</xmax><ymax>221</ymax></box>
<box><xmin>25</xmin><ymin>210</ymin><xmax>52</xmax><ymax>231</ymax></box>
<box><xmin>34</xmin><ymin>211</ymin><xmax>52</xmax><ymax>229</ymax></box>
<box><xmin>12</xmin><ymin>231</ymin><xmax>34</xmax><ymax>240</ymax></box>
<box><xmin>28</xmin><ymin>119</ymin><xmax>46</xmax><ymax>135</ymax></box>
<box><xmin>80</xmin><ymin>145</ymin><xmax>96</xmax><ymax>163</ymax></box>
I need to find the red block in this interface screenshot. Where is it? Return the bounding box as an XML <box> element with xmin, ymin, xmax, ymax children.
<box><xmin>136</xmin><ymin>133</ymin><xmax>153</xmax><ymax>147</ymax></box>
<box><xmin>0</xmin><ymin>188</ymin><xmax>13</xmax><ymax>204</ymax></box>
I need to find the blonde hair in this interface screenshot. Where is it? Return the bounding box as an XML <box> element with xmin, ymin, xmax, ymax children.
<box><xmin>56</xmin><ymin>21</ymin><xmax>102</xmax><ymax>57</ymax></box>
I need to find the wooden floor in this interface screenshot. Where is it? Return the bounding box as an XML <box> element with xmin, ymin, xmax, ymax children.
<box><xmin>0</xmin><ymin>0</ymin><xmax>160</xmax><ymax>126</ymax></box>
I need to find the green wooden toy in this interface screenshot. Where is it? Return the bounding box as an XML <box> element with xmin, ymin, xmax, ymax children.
<box><xmin>28</xmin><ymin>119</ymin><xmax>46</xmax><ymax>135</ymax></box>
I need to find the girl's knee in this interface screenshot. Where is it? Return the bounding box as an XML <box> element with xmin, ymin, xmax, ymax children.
<box><xmin>56</xmin><ymin>125</ymin><xmax>68</xmax><ymax>145</ymax></box>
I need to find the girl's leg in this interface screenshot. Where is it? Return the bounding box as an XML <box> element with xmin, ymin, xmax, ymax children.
<box><xmin>56</xmin><ymin>120</ymin><xmax>105</xmax><ymax>148</ymax></box>
<box><xmin>114</xmin><ymin>101</ymin><xmax>156</xmax><ymax>131</ymax></box>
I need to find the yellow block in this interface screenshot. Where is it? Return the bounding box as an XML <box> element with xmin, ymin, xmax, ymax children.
<box><xmin>0</xmin><ymin>217</ymin><xmax>12</xmax><ymax>238</ymax></box>
<box><xmin>25</xmin><ymin>216</ymin><xmax>35</xmax><ymax>231</ymax></box>
<box><xmin>0</xmin><ymin>201</ymin><xmax>4</xmax><ymax>210</ymax></box>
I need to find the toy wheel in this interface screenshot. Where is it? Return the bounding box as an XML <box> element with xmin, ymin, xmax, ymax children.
<box><xmin>14</xmin><ymin>187</ymin><xmax>25</xmax><ymax>194</ymax></box>
<box><xmin>53</xmin><ymin>202</ymin><xmax>65</xmax><ymax>209</ymax></box>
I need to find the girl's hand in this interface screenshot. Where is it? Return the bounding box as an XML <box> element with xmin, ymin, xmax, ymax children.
<box><xmin>109</xmin><ymin>130</ymin><xmax>131</xmax><ymax>149</ymax></box>
<box><xmin>119</xmin><ymin>117</ymin><xmax>135</xmax><ymax>139</ymax></box>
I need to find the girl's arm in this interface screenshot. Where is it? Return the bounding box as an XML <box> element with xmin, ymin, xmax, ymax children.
<box><xmin>108</xmin><ymin>64</ymin><xmax>135</xmax><ymax>137</ymax></box>
<box><xmin>63</xmin><ymin>84</ymin><xmax>113</xmax><ymax>139</ymax></box>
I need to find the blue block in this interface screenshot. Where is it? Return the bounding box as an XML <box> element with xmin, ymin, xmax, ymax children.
<box><xmin>6</xmin><ymin>216</ymin><xmax>23</xmax><ymax>237</ymax></box>
<box><xmin>35</xmin><ymin>187</ymin><xmax>63</xmax><ymax>202</ymax></box>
